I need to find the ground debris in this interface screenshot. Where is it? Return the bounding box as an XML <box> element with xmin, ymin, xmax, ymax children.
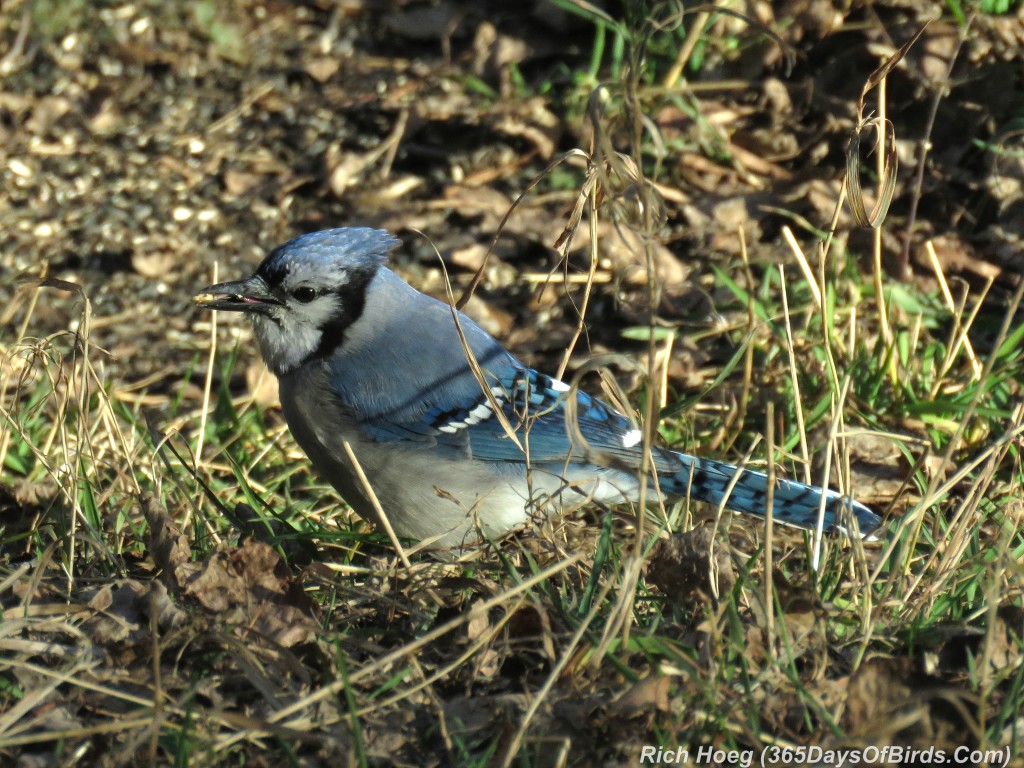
<box><xmin>2</xmin><ymin>0</ymin><xmax>1023</xmax><ymax>764</ymax></box>
<box><xmin>647</xmin><ymin>526</ymin><xmax>737</xmax><ymax>611</ymax></box>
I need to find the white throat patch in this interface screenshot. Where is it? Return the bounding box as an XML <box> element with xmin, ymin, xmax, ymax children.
<box><xmin>251</xmin><ymin>293</ymin><xmax>342</xmax><ymax>375</ymax></box>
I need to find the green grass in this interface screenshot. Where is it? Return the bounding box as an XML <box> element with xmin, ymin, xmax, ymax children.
<box><xmin>2</xmin><ymin>234</ymin><xmax>1022</xmax><ymax>761</ymax></box>
<box><xmin>2</xmin><ymin>3</ymin><xmax>1024</xmax><ymax>766</ymax></box>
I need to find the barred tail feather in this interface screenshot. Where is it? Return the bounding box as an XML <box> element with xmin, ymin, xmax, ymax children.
<box><xmin>658</xmin><ymin>451</ymin><xmax>881</xmax><ymax>537</ymax></box>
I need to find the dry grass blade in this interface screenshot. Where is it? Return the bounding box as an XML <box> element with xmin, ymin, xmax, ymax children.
<box><xmin>925</xmin><ymin>240</ymin><xmax>986</xmax><ymax>384</ymax></box>
<box><xmin>455</xmin><ymin>147</ymin><xmax>592</xmax><ymax>311</ymax></box>
<box><xmin>554</xmin><ymin>152</ymin><xmax>600</xmax><ymax>382</ymax></box>
<box><xmin>0</xmin><ymin>717</ymin><xmax>158</xmax><ymax>749</ymax></box>
<box><xmin>846</xmin><ymin>117</ymin><xmax>898</xmax><ymax>229</ymax></box>
<box><xmin>427</xmin><ymin>235</ymin><xmax>524</xmax><ymax>455</ymax></box>
<box><xmin>662</xmin><ymin>4</ymin><xmax>796</xmax><ymax>89</ymax></box>
<box><xmin>811</xmin><ymin>376</ymin><xmax>852</xmax><ymax>571</ymax></box>
<box><xmin>340</xmin><ymin>439</ymin><xmax>412</xmax><ymax>568</ymax></box>
<box><xmin>884</xmin><ymin>418</ymin><xmax>1024</xmax><ymax>611</ymax></box>
<box><xmin>777</xmin><ymin>265</ymin><xmax>811</xmax><ymax>485</ymax></box>
<box><xmin>354</xmin><ymin>598</ymin><xmax>525</xmax><ymax>716</ymax></box>
<box><xmin>846</xmin><ymin>26</ymin><xmax>926</xmax><ymax>229</ymax></box>
<box><xmin>781</xmin><ymin>226</ymin><xmax>822</xmax><ymax>309</ymax></box>
<box><xmin>873</xmin><ymin>280</ymin><xmax>1024</xmax><ymax>591</ymax></box>
<box><xmin>3</xmin><ymin>5</ymin><xmax>1022</xmax><ymax>764</ymax></box>
<box><xmin>194</xmin><ymin>263</ymin><xmax>219</xmax><ymax>488</ymax></box>
<box><xmin>764</xmin><ymin>401</ymin><xmax>776</xmax><ymax>655</ymax></box>
<box><xmin>213</xmin><ymin>554</ymin><xmax>582</xmax><ymax>750</ymax></box>
<box><xmin>496</xmin><ymin>577</ymin><xmax>615</xmax><ymax>768</ymax></box>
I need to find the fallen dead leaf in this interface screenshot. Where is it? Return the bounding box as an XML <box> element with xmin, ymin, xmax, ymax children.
<box><xmin>472</xmin><ymin>21</ymin><xmax>529</xmax><ymax>96</ymax></box>
<box><xmin>304</xmin><ymin>56</ymin><xmax>340</xmax><ymax>83</ymax></box>
<box><xmin>460</xmin><ymin>294</ymin><xmax>514</xmax><ymax>337</ymax></box>
<box><xmin>147</xmin><ymin>578</ymin><xmax>189</xmax><ymax>633</ymax></box>
<box><xmin>80</xmin><ymin>578</ymin><xmax>189</xmax><ymax>653</ymax></box>
<box><xmin>223</xmin><ymin>168</ymin><xmax>269</xmax><ymax>197</ymax></box>
<box><xmin>178</xmin><ymin>538</ymin><xmax>319</xmax><ymax>648</ymax></box>
<box><xmin>921</xmin><ymin>234</ymin><xmax>1003</xmax><ymax>283</ymax></box>
<box><xmin>772</xmin><ymin>570</ymin><xmax>827</xmax><ymax>665</ymax></box>
<box><xmin>466</xmin><ymin>599</ymin><xmax>501</xmax><ymax>678</ymax></box>
<box><xmin>326</xmin><ymin>146</ymin><xmax>377</xmax><ymax>198</ymax></box>
<box><xmin>505</xmin><ymin>602</ymin><xmax>555</xmax><ymax>661</ymax></box>
<box><xmin>843</xmin><ymin>657</ymin><xmax>921</xmax><ymax>738</ymax></box>
<box><xmin>142</xmin><ymin>496</ymin><xmax>317</xmax><ymax>647</ymax></box>
<box><xmin>647</xmin><ymin>526</ymin><xmax>735</xmax><ymax>612</ymax></box>
<box><xmin>844</xmin><ymin>430</ymin><xmax>910</xmax><ymax>507</ymax></box>
<box><xmin>131</xmin><ymin>245</ymin><xmax>180</xmax><ymax>279</ymax></box>
<box><xmin>570</xmin><ymin>221</ymin><xmax>689</xmax><ymax>287</ymax></box>
<box><xmin>842</xmin><ymin>654</ymin><xmax>977</xmax><ymax>748</ymax></box>
<box><xmin>610</xmin><ymin>673</ymin><xmax>672</xmax><ymax>716</ymax></box>
<box><xmin>83</xmin><ymin>580</ymin><xmax>148</xmax><ymax>646</ymax></box>
<box><xmin>490</xmin><ymin>98</ymin><xmax>560</xmax><ymax>159</ymax></box>
<box><xmin>142</xmin><ymin>493</ymin><xmax>193</xmax><ymax>587</ymax></box>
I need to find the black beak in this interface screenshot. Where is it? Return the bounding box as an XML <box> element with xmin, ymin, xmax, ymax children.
<box><xmin>193</xmin><ymin>275</ymin><xmax>282</xmax><ymax>315</ymax></box>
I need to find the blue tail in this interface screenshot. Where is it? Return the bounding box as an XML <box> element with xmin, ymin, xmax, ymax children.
<box><xmin>656</xmin><ymin>450</ymin><xmax>881</xmax><ymax>536</ymax></box>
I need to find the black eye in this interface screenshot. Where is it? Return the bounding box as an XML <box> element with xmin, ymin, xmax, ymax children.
<box><xmin>293</xmin><ymin>286</ymin><xmax>317</xmax><ymax>303</ymax></box>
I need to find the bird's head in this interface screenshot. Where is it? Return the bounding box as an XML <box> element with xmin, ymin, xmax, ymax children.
<box><xmin>194</xmin><ymin>228</ymin><xmax>400</xmax><ymax>375</ymax></box>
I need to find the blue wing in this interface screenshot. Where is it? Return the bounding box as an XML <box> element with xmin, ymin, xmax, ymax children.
<box><xmin>316</xmin><ymin>266</ymin><xmax>880</xmax><ymax>535</ymax></box>
<box><xmin>355</xmin><ymin>361</ymin><xmax>656</xmax><ymax>468</ymax></box>
<box><xmin>333</xmin><ymin>348</ymin><xmax>880</xmax><ymax>536</ymax></box>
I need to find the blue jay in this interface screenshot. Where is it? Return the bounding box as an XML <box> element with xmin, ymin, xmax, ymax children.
<box><xmin>194</xmin><ymin>228</ymin><xmax>880</xmax><ymax>551</ymax></box>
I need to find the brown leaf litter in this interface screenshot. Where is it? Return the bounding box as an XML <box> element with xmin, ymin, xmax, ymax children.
<box><xmin>143</xmin><ymin>494</ymin><xmax>319</xmax><ymax>648</ymax></box>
